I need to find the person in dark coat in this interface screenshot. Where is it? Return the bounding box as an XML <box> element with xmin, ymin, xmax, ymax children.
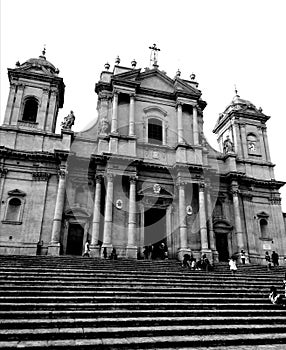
<box><xmin>272</xmin><ymin>251</ymin><xmax>279</xmax><ymax>267</ymax></box>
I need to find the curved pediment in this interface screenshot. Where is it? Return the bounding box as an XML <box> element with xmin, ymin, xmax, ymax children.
<box><xmin>213</xmin><ymin>218</ymin><xmax>233</xmax><ymax>231</ymax></box>
<box><xmin>143</xmin><ymin>106</ymin><xmax>167</xmax><ymax>117</ymax></box>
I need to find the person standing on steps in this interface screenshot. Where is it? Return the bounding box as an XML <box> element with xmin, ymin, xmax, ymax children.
<box><xmin>283</xmin><ymin>273</ymin><xmax>286</xmax><ymax>297</ymax></box>
<box><xmin>240</xmin><ymin>250</ymin><xmax>246</xmax><ymax>264</ymax></box>
<box><xmin>272</xmin><ymin>251</ymin><xmax>279</xmax><ymax>267</ymax></box>
<box><xmin>82</xmin><ymin>240</ymin><xmax>90</xmax><ymax>257</ymax></box>
<box><xmin>265</xmin><ymin>251</ymin><xmax>271</xmax><ymax>270</ymax></box>
<box><xmin>229</xmin><ymin>257</ymin><xmax>237</xmax><ymax>275</ymax></box>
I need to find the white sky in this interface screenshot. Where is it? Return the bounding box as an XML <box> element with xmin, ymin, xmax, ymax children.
<box><xmin>1</xmin><ymin>0</ymin><xmax>286</xmax><ymax>210</ymax></box>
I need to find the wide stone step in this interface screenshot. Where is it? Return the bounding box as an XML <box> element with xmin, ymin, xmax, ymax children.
<box><xmin>1</xmin><ymin>315</ymin><xmax>286</xmax><ymax>329</ymax></box>
<box><xmin>2</xmin><ymin>323</ymin><xmax>286</xmax><ymax>341</ymax></box>
<box><xmin>1</xmin><ymin>332</ymin><xmax>286</xmax><ymax>349</ymax></box>
<box><xmin>0</xmin><ymin>295</ymin><xmax>271</xmax><ymax>303</ymax></box>
<box><xmin>0</xmin><ymin>304</ymin><xmax>284</xmax><ymax>315</ymax></box>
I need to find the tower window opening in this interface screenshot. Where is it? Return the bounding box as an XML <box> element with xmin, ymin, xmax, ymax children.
<box><xmin>260</xmin><ymin>218</ymin><xmax>268</xmax><ymax>238</ymax></box>
<box><xmin>22</xmin><ymin>97</ymin><xmax>38</xmax><ymax>122</ymax></box>
<box><xmin>6</xmin><ymin>198</ymin><xmax>22</xmax><ymax>222</ymax></box>
<box><xmin>148</xmin><ymin>118</ymin><xmax>162</xmax><ymax>145</ymax></box>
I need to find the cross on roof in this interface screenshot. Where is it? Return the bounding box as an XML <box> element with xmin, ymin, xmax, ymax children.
<box><xmin>149</xmin><ymin>43</ymin><xmax>160</xmax><ymax>68</ymax></box>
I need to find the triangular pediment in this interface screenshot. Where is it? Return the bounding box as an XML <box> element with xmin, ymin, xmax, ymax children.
<box><xmin>140</xmin><ymin>74</ymin><xmax>174</xmax><ymax>93</ymax></box>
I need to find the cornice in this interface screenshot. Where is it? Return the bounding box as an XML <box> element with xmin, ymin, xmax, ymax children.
<box><xmin>0</xmin><ymin>146</ymin><xmax>56</xmax><ymax>162</ymax></box>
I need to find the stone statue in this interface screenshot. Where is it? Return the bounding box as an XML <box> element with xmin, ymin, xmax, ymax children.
<box><xmin>61</xmin><ymin>111</ymin><xmax>75</xmax><ymax>130</ymax></box>
<box><xmin>99</xmin><ymin>118</ymin><xmax>109</xmax><ymax>134</ymax></box>
<box><xmin>223</xmin><ymin>135</ymin><xmax>234</xmax><ymax>153</ymax></box>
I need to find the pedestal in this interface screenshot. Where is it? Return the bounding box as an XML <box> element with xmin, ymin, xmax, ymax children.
<box><xmin>89</xmin><ymin>244</ymin><xmax>101</xmax><ymax>258</ymax></box>
<box><xmin>47</xmin><ymin>243</ymin><xmax>60</xmax><ymax>256</ymax></box>
<box><xmin>177</xmin><ymin>248</ymin><xmax>192</xmax><ymax>262</ymax></box>
<box><xmin>126</xmin><ymin>246</ymin><xmax>137</xmax><ymax>259</ymax></box>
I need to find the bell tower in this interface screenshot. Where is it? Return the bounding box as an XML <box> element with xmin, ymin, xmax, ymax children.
<box><xmin>3</xmin><ymin>49</ymin><xmax>65</xmax><ymax>133</ymax></box>
<box><xmin>213</xmin><ymin>91</ymin><xmax>271</xmax><ymax>164</ymax></box>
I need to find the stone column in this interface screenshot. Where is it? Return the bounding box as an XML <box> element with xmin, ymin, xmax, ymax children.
<box><xmin>262</xmin><ymin>126</ymin><xmax>271</xmax><ymax>162</ymax></box>
<box><xmin>46</xmin><ymin>90</ymin><xmax>57</xmax><ymax>132</ymax></box>
<box><xmin>231</xmin><ymin>182</ymin><xmax>244</xmax><ymax>252</ymax></box>
<box><xmin>0</xmin><ymin>169</ymin><xmax>8</xmax><ymax>219</ymax></box>
<box><xmin>38</xmin><ymin>89</ymin><xmax>49</xmax><ymax>130</ymax></box>
<box><xmin>3</xmin><ymin>84</ymin><xmax>16</xmax><ymax>125</ymax></box>
<box><xmin>193</xmin><ymin>105</ymin><xmax>199</xmax><ymax>145</ymax></box>
<box><xmin>90</xmin><ymin>175</ymin><xmax>102</xmax><ymax>257</ymax></box>
<box><xmin>257</xmin><ymin>127</ymin><xmax>267</xmax><ymax>159</ymax></box>
<box><xmin>240</xmin><ymin>124</ymin><xmax>248</xmax><ymax>158</ymax></box>
<box><xmin>11</xmin><ymin>84</ymin><xmax>24</xmax><ymax>126</ymax></box>
<box><xmin>129</xmin><ymin>94</ymin><xmax>135</xmax><ymax>136</ymax></box>
<box><xmin>111</xmin><ymin>92</ymin><xmax>119</xmax><ymax>133</ymax></box>
<box><xmin>206</xmin><ymin>187</ymin><xmax>215</xmax><ymax>250</ymax></box>
<box><xmin>177</xmin><ymin>103</ymin><xmax>184</xmax><ymax>143</ymax></box>
<box><xmin>48</xmin><ymin>168</ymin><xmax>67</xmax><ymax>255</ymax></box>
<box><xmin>177</xmin><ymin>181</ymin><xmax>190</xmax><ymax>260</ymax></box>
<box><xmin>199</xmin><ymin>183</ymin><xmax>209</xmax><ymax>251</ymax></box>
<box><xmin>127</xmin><ymin>176</ymin><xmax>137</xmax><ymax>258</ymax></box>
<box><xmin>102</xmin><ymin>173</ymin><xmax>114</xmax><ymax>256</ymax></box>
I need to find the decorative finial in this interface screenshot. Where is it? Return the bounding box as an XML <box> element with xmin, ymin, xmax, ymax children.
<box><xmin>104</xmin><ymin>62</ymin><xmax>110</xmax><ymax>71</ymax></box>
<box><xmin>149</xmin><ymin>43</ymin><xmax>160</xmax><ymax>68</ymax></box>
<box><xmin>15</xmin><ymin>61</ymin><xmax>20</xmax><ymax>67</ymax></box>
<box><xmin>42</xmin><ymin>45</ymin><xmax>46</xmax><ymax>57</ymax></box>
<box><xmin>176</xmin><ymin>69</ymin><xmax>181</xmax><ymax>77</ymax></box>
<box><xmin>131</xmin><ymin>59</ymin><xmax>137</xmax><ymax>68</ymax></box>
<box><xmin>115</xmin><ymin>56</ymin><xmax>120</xmax><ymax>64</ymax></box>
<box><xmin>190</xmin><ymin>73</ymin><xmax>196</xmax><ymax>80</ymax></box>
<box><xmin>234</xmin><ymin>84</ymin><xmax>239</xmax><ymax>96</ymax></box>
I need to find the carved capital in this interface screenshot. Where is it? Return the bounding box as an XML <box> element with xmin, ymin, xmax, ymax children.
<box><xmin>230</xmin><ymin>187</ymin><xmax>240</xmax><ymax>196</ymax></box>
<box><xmin>129</xmin><ymin>175</ymin><xmax>137</xmax><ymax>184</ymax></box>
<box><xmin>32</xmin><ymin>171</ymin><xmax>50</xmax><ymax>181</ymax></box>
<box><xmin>106</xmin><ymin>173</ymin><xmax>114</xmax><ymax>182</ymax></box>
<box><xmin>58</xmin><ymin>169</ymin><xmax>67</xmax><ymax>179</ymax></box>
<box><xmin>0</xmin><ymin>168</ymin><xmax>8</xmax><ymax>178</ymax></box>
<box><xmin>94</xmin><ymin>175</ymin><xmax>102</xmax><ymax>184</ymax></box>
<box><xmin>176</xmin><ymin>102</ymin><xmax>183</xmax><ymax>110</ymax></box>
<box><xmin>199</xmin><ymin>182</ymin><xmax>206</xmax><ymax>192</ymax></box>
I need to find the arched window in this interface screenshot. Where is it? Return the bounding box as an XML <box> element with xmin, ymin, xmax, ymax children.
<box><xmin>22</xmin><ymin>97</ymin><xmax>38</xmax><ymax>122</ymax></box>
<box><xmin>6</xmin><ymin>198</ymin><xmax>22</xmax><ymax>222</ymax></box>
<box><xmin>260</xmin><ymin>219</ymin><xmax>268</xmax><ymax>238</ymax></box>
<box><xmin>247</xmin><ymin>133</ymin><xmax>258</xmax><ymax>153</ymax></box>
<box><xmin>148</xmin><ymin>118</ymin><xmax>162</xmax><ymax>145</ymax></box>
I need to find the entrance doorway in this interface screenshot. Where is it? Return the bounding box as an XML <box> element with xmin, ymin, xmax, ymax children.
<box><xmin>66</xmin><ymin>223</ymin><xmax>84</xmax><ymax>255</ymax></box>
<box><xmin>144</xmin><ymin>207</ymin><xmax>166</xmax><ymax>259</ymax></box>
<box><xmin>215</xmin><ymin>233</ymin><xmax>229</xmax><ymax>262</ymax></box>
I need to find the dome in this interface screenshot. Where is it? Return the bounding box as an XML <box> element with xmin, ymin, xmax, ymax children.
<box><xmin>231</xmin><ymin>94</ymin><xmax>254</xmax><ymax>108</ymax></box>
<box><xmin>17</xmin><ymin>51</ymin><xmax>59</xmax><ymax>76</ymax></box>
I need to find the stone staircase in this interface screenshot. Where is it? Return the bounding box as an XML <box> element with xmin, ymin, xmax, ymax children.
<box><xmin>0</xmin><ymin>256</ymin><xmax>286</xmax><ymax>349</ymax></box>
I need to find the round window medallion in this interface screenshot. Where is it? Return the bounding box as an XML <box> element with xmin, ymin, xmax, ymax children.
<box><xmin>186</xmin><ymin>205</ymin><xmax>193</xmax><ymax>215</ymax></box>
<box><xmin>116</xmin><ymin>199</ymin><xmax>123</xmax><ymax>209</ymax></box>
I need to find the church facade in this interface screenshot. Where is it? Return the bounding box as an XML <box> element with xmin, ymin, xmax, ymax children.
<box><xmin>0</xmin><ymin>50</ymin><xmax>285</xmax><ymax>264</ymax></box>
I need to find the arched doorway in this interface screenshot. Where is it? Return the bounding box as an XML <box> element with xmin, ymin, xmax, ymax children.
<box><xmin>144</xmin><ymin>207</ymin><xmax>166</xmax><ymax>259</ymax></box>
<box><xmin>66</xmin><ymin>224</ymin><xmax>84</xmax><ymax>255</ymax></box>
<box><xmin>213</xmin><ymin>219</ymin><xmax>233</xmax><ymax>262</ymax></box>
<box><xmin>138</xmin><ymin>183</ymin><xmax>173</xmax><ymax>259</ymax></box>
<box><xmin>62</xmin><ymin>208</ymin><xmax>91</xmax><ymax>256</ymax></box>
